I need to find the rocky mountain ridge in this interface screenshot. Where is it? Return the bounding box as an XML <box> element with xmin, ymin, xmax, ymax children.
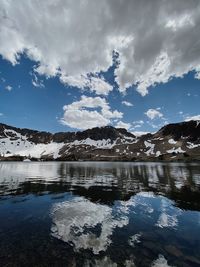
<box><xmin>0</xmin><ymin>121</ymin><xmax>200</xmax><ymax>161</ymax></box>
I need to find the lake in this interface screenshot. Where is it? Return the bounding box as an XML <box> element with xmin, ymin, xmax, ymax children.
<box><xmin>0</xmin><ymin>162</ymin><xmax>200</xmax><ymax>267</ymax></box>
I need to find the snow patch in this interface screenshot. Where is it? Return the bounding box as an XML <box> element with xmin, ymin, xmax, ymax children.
<box><xmin>69</xmin><ymin>137</ymin><xmax>136</xmax><ymax>149</ymax></box>
<box><xmin>168</xmin><ymin>139</ymin><xmax>177</xmax><ymax>144</ymax></box>
<box><xmin>144</xmin><ymin>141</ymin><xmax>155</xmax><ymax>156</ymax></box>
<box><xmin>167</xmin><ymin>147</ymin><xmax>185</xmax><ymax>154</ymax></box>
<box><xmin>156</xmin><ymin>151</ymin><xmax>161</xmax><ymax>157</ymax></box>
<box><xmin>187</xmin><ymin>142</ymin><xmax>200</xmax><ymax>149</ymax></box>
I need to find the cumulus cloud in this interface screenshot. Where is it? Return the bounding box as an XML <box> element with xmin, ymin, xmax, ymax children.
<box><xmin>185</xmin><ymin>114</ymin><xmax>200</xmax><ymax>121</ymax></box>
<box><xmin>60</xmin><ymin>95</ymin><xmax>122</xmax><ymax>129</ymax></box>
<box><xmin>60</xmin><ymin>74</ymin><xmax>112</xmax><ymax>95</ymax></box>
<box><xmin>5</xmin><ymin>85</ymin><xmax>12</xmax><ymax>91</ymax></box>
<box><xmin>145</xmin><ymin>109</ymin><xmax>163</xmax><ymax>120</ymax></box>
<box><xmin>1</xmin><ymin>0</ymin><xmax>200</xmax><ymax>96</ymax></box>
<box><xmin>115</xmin><ymin>120</ymin><xmax>131</xmax><ymax>130</ymax></box>
<box><xmin>122</xmin><ymin>101</ymin><xmax>133</xmax><ymax>107</ymax></box>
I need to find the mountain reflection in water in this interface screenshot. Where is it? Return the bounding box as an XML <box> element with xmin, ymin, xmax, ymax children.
<box><xmin>0</xmin><ymin>162</ymin><xmax>200</xmax><ymax>267</ymax></box>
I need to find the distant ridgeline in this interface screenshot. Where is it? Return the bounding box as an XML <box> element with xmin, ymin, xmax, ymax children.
<box><xmin>0</xmin><ymin>121</ymin><xmax>200</xmax><ymax>161</ymax></box>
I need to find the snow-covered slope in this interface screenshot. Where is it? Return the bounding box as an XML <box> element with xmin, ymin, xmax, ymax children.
<box><xmin>0</xmin><ymin>127</ymin><xmax>64</xmax><ymax>158</ymax></box>
<box><xmin>0</xmin><ymin>123</ymin><xmax>136</xmax><ymax>160</ymax></box>
<box><xmin>0</xmin><ymin>121</ymin><xmax>200</xmax><ymax>161</ymax></box>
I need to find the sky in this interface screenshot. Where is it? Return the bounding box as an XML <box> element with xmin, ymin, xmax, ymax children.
<box><xmin>0</xmin><ymin>0</ymin><xmax>200</xmax><ymax>134</ymax></box>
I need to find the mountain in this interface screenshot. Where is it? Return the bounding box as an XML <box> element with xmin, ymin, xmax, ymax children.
<box><xmin>0</xmin><ymin>121</ymin><xmax>200</xmax><ymax>161</ymax></box>
<box><xmin>157</xmin><ymin>120</ymin><xmax>200</xmax><ymax>141</ymax></box>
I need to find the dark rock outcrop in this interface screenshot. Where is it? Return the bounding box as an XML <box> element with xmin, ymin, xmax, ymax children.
<box><xmin>156</xmin><ymin>120</ymin><xmax>200</xmax><ymax>141</ymax></box>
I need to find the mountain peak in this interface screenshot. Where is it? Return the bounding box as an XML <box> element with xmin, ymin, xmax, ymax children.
<box><xmin>157</xmin><ymin>120</ymin><xmax>200</xmax><ymax>141</ymax></box>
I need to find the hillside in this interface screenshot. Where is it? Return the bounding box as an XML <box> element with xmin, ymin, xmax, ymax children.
<box><xmin>0</xmin><ymin>121</ymin><xmax>200</xmax><ymax>161</ymax></box>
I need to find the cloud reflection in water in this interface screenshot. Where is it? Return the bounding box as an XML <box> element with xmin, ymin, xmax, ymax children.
<box><xmin>51</xmin><ymin>197</ymin><xmax>129</xmax><ymax>254</ymax></box>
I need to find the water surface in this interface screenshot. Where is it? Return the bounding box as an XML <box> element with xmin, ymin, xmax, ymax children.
<box><xmin>0</xmin><ymin>162</ymin><xmax>200</xmax><ymax>266</ymax></box>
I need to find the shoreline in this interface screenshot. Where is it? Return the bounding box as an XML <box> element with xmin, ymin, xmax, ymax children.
<box><xmin>1</xmin><ymin>158</ymin><xmax>200</xmax><ymax>163</ymax></box>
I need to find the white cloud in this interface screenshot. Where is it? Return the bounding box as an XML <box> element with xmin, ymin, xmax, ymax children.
<box><xmin>122</xmin><ymin>101</ymin><xmax>133</xmax><ymax>107</ymax></box>
<box><xmin>115</xmin><ymin>120</ymin><xmax>131</xmax><ymax>130</ymax></box>
<box><xmin>31</xmin><ymin>72</ymin><xmax>44</xmax><ymax>88</ymax></box>
<box><xmin>133</xmin><ymin>124</ymin><xmax>142</xmax><ymax>129</ymax></box>
<box><xmin>133</xmin><ymin>120</ymin><xmax>144</xmax><ymax>124</ymax></box>
<box><xmin>185</xmin><ymin>114</ymin><xmax>200</xmax><ymax>121</ymax></box>
<box><xmin>61</xmin><ymin>95</ymin><xmax>122</xmax><ymax>129</ymax></box>
<box><xmin>89</xmin><ymin>77</ymin><xmax>112</xmax><ymax>95</ymax></box>
<box><xmin>165</xmin><ymin>14</ymin><xmax>194</xmax><ymax>32</ymax></box>
<box><xmin>60</xmin><ymin>74</ymin><xmax>112</xmax><ymax>95</ymax></box>
<box><xmin>195</xmin><ymin>68</ymin><xmax>200</xmax><ymax>79</ymax></box>
<box><xmin>147</xmin><ymin>120</ymin><xmax>165</xmax><ymax>129</ymax></box>
<box><xmin>0</xmin><ymin>1</ymin><xmax>200</xmax><ymax>96</ymax></box>
<box><xmin>0</xmin><ymin>112</ymin><xmax>3</xmax><ymax>116</ymax></box>
<box><xmin>5</xmin><ymin>85</ymin><xmax>12</xmax><ymax>91</ymax></box>
<box><xmin>132</xmin><ymin>131</ymin><xmax>149</xmax><ymax>137</ymax></box>
<box><xmin>145</xmin><ymin>109</ymin><xmax>163</xmax><ymax>120</ymax></box>
<box><xmin>132</xmin><ymin>120</ymin><xmax>144</xmax><ymax>129</ymax></box>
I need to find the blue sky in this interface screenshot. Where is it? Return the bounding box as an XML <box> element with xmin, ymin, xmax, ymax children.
<box><xmin>0</xmin><ymin>1</ymin><xmax>200</xmax><ymax>134</ymax></box>
<box><xmin>0</xmin><ymin>55</ymin><xmax>199</xmax><ymax>133</ymax></box>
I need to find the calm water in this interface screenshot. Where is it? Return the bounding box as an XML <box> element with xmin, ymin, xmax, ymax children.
<box><xmin>0</xmin><ymin>162</ymin><xmax>200</xmax><ymax>267</ymax></box>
